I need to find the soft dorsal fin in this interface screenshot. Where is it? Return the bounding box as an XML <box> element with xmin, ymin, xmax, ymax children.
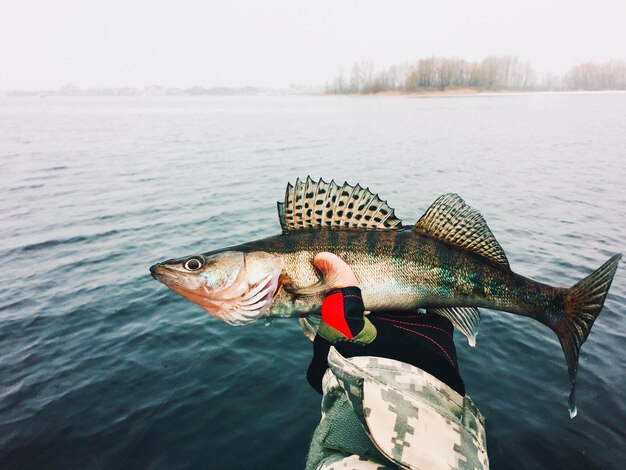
<box><xmin>277</xmin><ymin>177</ymin><xmax>403</xmax><ymax>233</ymax></box>
<box><xmin>414</xmin><ymin>194</ymin><xmax>510</xmax><ymax>268</ymax></box>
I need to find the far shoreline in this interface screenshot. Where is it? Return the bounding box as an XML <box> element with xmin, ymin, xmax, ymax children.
<box><xmin>2</xmin><ymin>89</ymin><xmax>625</xmax><ymax>98</ymax></box>
<box><xmin>322</xmin><ymin>88</ymin><xmax>626</xmax><ymax>98</ymax></box>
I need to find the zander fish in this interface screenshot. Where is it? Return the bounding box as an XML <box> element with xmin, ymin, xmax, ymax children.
<box><xmin>150</xmin><ymin>178</ymin><xmax>620</xmax><ymax>416</ymax></box>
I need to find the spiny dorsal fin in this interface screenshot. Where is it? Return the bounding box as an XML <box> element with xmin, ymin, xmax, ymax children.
<box><xmin>278</xmin><ymin>178</ymin><xmax>403</xmax><ymax>233</ymax></box>
<box><xmin>414</xmin><ymin>194</ymin><xmax>510</xmax><ymax>268</ymax></box>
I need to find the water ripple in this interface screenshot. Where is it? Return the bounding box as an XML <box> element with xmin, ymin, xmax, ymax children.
<box><xmin>1</xmin><ymin>94</ymin><xmax>624</xmax><ymax>469</ymax></box>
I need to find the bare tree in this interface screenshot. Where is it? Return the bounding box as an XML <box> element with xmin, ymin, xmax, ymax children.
<box><xmin>325</xmin><ymin>56</ymin><xmax>626</xmax><ymax>94</ymax></box>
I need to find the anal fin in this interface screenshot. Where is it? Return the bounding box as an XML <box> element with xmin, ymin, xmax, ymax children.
<box><xmin>428</xmin><ymin>307</ymin><xmax>481</xmax><ymax>347</ymax></box>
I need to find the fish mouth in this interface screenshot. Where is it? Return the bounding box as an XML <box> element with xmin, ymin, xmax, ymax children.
<box><xmin>150</xmin><ymin>263</ymin><xmax>183</xmax><ymax>287</ymax></box>
<box><xmin>150</xmin><ymin>263</ymin><xmax>160</xmax><ymax>280</ymax></box>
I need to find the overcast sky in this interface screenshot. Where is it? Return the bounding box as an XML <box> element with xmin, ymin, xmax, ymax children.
<box><xmin>1</xmin><ymin>0</ymin><xmax>625</xmax><ymax>90</ymax></box>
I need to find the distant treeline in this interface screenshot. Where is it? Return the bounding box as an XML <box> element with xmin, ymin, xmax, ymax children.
<box><xmin>325</xmin><ymin>56</ymin><xmax>626</xmax><ymax>94</ymax></box>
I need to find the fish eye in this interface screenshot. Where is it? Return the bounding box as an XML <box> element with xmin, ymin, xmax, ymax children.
<box><xmin>184</xmin><ymin>257</ymin><xmax>203</xmax><ymax>271</ymax></box>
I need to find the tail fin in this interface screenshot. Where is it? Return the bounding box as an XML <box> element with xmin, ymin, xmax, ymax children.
<box><xmin>558</xmin><ymin>254</ymin><xmax>621</xmax><ymax>418</ymax></box>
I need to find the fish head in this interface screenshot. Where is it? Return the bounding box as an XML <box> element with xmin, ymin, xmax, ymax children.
<box><xmin>150</xmin><ymin>251</ymin><xmax>284</xmax><ymax>325</ymax></box>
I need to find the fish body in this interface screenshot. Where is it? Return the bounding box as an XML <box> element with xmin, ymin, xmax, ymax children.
<box><xmin>151</xmin><ymin>178</ymin><xmax>621</xmax><ymax>416</ymax></box>
<box><xmin>235</xmin><ymin>228</ymin><xmax>563</xmax><ymax>323</ymax></box>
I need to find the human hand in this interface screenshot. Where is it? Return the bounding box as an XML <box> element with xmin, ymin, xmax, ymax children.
<box><xmin>314</xmin><ymin>252</ymin><xmax>376</xmax><ymax>345</ymax></box>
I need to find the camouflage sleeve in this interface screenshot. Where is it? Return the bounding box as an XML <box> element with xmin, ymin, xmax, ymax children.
<box><xmin>317</xmin><ymin>454</ymin><xmax>397</xmax><ymax>470</ymax></box>
<box><xmin>306</xmin><ymin>348</ymin><xmax>489</xmax><ymax>470</ymax></box>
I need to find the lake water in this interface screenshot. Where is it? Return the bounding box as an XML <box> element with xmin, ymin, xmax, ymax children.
<box><xmin>1</xmin><ymin>93</ymin><xmax>625</xmax><ymax>469</ymax></box>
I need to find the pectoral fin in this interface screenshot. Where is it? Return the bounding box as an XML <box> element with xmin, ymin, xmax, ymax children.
<box><xmin>283</xmin><ymin>271</ymin><xmax>340</xmax><ymax>296</ymax></box>
<box><xmin>299</xmin><ymin>315</ymin><xmax>321</xmax><ymax>341</ymax></box>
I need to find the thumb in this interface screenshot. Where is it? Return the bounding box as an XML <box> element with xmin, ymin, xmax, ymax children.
<box><xmin>314</xmin><ymin>252</ymin><xmax>358</xmax><ymax>289</ymax></box>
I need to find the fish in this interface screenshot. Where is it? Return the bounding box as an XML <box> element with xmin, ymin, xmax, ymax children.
<box><xmin>150</xmin><ymin>177</ymin><xmax>621</xmax><ymax>417</ymax></box>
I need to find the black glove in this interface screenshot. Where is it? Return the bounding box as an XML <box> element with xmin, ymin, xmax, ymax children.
<box><xmin>317</xmin><ymin>286</ymin><xmax>377</xmax><ymax>345</ymax></box>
